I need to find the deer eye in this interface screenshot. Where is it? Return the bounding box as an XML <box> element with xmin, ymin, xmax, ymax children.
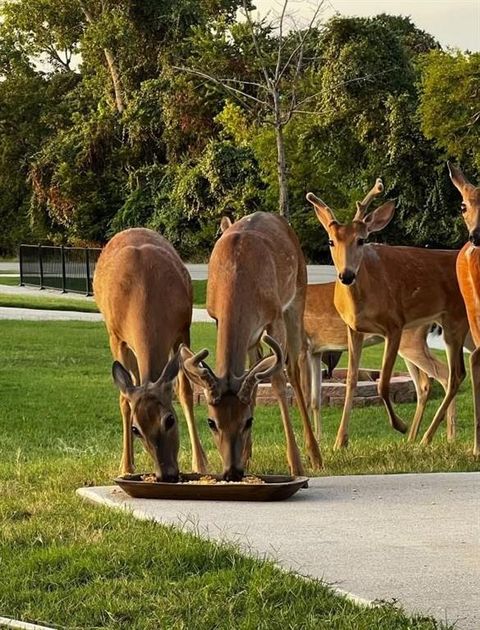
<box><xmin>358</xmin><ymin>238</ymin><xmax>365</xmax><ymax>246</ymax></box>
<box><xmin>328</xmin><ymin>239</ymin><xmax>334</xmax><ymax>247</ymax></box>
<box><xmin>132</xmin><ymin>425</ymin><xmax>141</xmax><ymax>436</ymax></box>
<box><xmin>461</xmin><ymin>202</ymin><xmax>467</xmax><ymax>213</ymax></box>
<box><xmin>244</xmin><ymin>417</ymin><xmax>253</xmax><ymax>431</ymax></box>
<box><xmin>207</xmin><ymin>418</ymin><xmax>217</xmax><ymax>432</ymax></box>
<box><xmin>163</xmin><ymin>414</ymin><xmax>175</xmax><ymax>431</ymax></box>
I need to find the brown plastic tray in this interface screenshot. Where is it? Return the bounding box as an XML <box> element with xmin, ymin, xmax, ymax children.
<box><xmin>114</xmin><ymin>473</ymin><xmax>309</xmax><ymax>502</ymax></box>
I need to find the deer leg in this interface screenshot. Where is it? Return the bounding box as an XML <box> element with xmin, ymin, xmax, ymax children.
<box><xmin>109</xmin><ymin>335</ymin><xmax>138</xmax><ymax>475</ymax></box>
<box><xmin>176</xmin><ymin>331</ymin><xmax>208</xmax><ymax>473</ymax></box>
<box><xmin>378</xmin><ymin>332</ymin><xmax>408</xmax><ymax>434</ymax></box>
<box><xmin>270</xmin><ymin>369</ymin><xmax>304</xmax><ymax>476</ymax></box>
<box><xmin>404</xmin><ymin>359</ymin><xmax>431</xmax><ymax>442</ymax></box>
<box><xmin>283</xmin><ymin>309</ymin><xmax>323</xmax><ymax>469</ymax></box>
<box><xmin>334</xmin><ymin>327</ymin><xmax>363</xmax><ymax>449</ymax></box>
<box><xmin>310</xmin><ymin>352</ymin><xmax>323</xmax><ymax>443</ymax></box>
<box><xmin>400</xmin><ymin>326</ymin><xmax>455</xmax><ymax>441</ymax></box>
<box><xmin>243</xmin><ymin>345</ymin><xmax>263</xmax><ymax>466</ymax></box>
<box><xmin>420</xmin><ymin>326</ymin><xmax>466</xmax><ymax>445</ymax></box>
<box><xmin>470</xmin><ymin>347</ymin><xmax>480</xmax><ymax>457</ymax></box>
<box><xmin>267</xmin><ymin>320</ymin><xmax>305</xmax><ymax>475</ymax></box>
<box><xmin>119</xmin><ymin>393</ymin><xmax>134</xmax><ymax>475</ymax></box>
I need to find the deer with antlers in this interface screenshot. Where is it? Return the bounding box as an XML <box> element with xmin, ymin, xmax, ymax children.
<box><xmin>306</xmin><ymin>180</ymin><xmax>469</xmax><ymax>449</ymax></box>
<box><xmin>303</xmin><ymin>281</ymin><xmax>462</xmax><ymax>443</ymax></box>
<box><xmin>448</xmin><ymin>162</ymin><xmax>480</xmax><ymax>456</ymax></box>
<box><xmin>94</xmin><ymin>228</ymin><xmax>208</xmax><ymax>481</ymax></box>
<box><xmin>181</xmin><ymin>212</ymin><xmax>322</xmax><ymax>479</ymax></box>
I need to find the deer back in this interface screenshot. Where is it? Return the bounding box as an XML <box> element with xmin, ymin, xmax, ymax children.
<box><xmin>94</xmin><ymin>228</ymin><xmax>192</xmax><ymax>381</ymax></box>
<box><xmin>207</xmin><ymin>211</ymin><xmax>306</xmax><ymax>376</ymax></box>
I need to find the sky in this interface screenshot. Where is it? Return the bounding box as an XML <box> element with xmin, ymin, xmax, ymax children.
<box><xmin>253</xmin><ymin>0</ymin><xmax>480</xmax><ymax>51</ymax></box>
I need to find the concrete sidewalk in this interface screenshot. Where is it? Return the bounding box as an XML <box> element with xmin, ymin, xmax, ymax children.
<box><xmin>78</xmin><ymin>472</ymin><xmax>479</xmax><ymax>629</ymax></box>
<box><xmin>0</xmin><ymin>306</ymin><xmax>213</xmax><ymax>322</ymax></box>
<box><xmin>0</xmin><ymin>263</ymin><xmax>337</xmax><ymax>283</ymax></box>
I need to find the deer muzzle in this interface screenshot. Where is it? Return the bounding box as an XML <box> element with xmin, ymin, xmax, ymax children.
<box><xmin>339</xmin><ymin>269</ymin><xmax>356</xmax><ymax>286</ymax></box>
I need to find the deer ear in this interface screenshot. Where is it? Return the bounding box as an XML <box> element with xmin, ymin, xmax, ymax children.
<box><xmin>220</xmin><ymin>216</ymin><xmax>233</xmax><ymax>233</ymax></box>
<box><xmin>448</xmin><ymin>162</ymin><xmax>472</xmax><ymax>193</ymax></box>
<box><xmin>306</xmin><ymin>192</ymin><xmax>338</xmax><ymax>231</ymax></box>
<box><xmin>112</xmin><ymin>361</ymin><xmax>136</xmax><ymax>396</ymax></box>
<box><xmin>363</xmin><ymin>200</ymin><xmax>396</xmax><ymax>234</ymax></box>
<box><xmin>158</xmin><ymin>351</ymin><xmax>180</xmax><ymax>385</ymax></box>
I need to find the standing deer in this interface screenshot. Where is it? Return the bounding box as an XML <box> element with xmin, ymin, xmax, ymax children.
<box><xmin>181</xmin><ymin>212</ymin><xmax>322</xmax><ymax>479</ymax></box>
<box><xmin>307</xmin><ymin>180</ymin><xmax>469</xmax><ymax>449</ymax></box>
<box><xmin>94</xmin><ymin>228</ymin><xmax>208</xmax><ymax>481</ymax></box>
<box><xmin>448</xmin><ymin>162</ymin><xmax>480</xmax><ymax>456</ymax></box>
<box><xmin>303</xmin><ymin>282</ymin><xmax>460</xmax><ymax>443</ymax></box>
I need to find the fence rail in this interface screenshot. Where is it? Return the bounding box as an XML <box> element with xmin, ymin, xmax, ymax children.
<box><xmin>19</xmin><ymin>244</ymin><xmax>102</xmax><ymax>296</ymax></box>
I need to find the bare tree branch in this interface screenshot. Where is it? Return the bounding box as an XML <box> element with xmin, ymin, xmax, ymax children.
<box><xmin>274</xmin><ymin>0</ymin><xmax>289</xmax><ymax>81</ymax></box>
<box><xmin>276</xmin><ymin>0</ymin><xmax>324</xmax><ymax>85</ymax></box>
<box><xmin>242</xmin><ymin>0</ymin><xmax>272</xmax><ymax>90</ymax></box>
<box><xmin>172</xmin><ymin>65</ymin><xmax>272</xmax><ymax>112</ymax></box>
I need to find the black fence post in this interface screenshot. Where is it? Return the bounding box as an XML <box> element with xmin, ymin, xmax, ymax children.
<box><xmin>38</xmin><ymin>244</ymin><xmax>44</xmax><ymax>290</ymax></box>
<box><xmin>61</xmin><ymin>245</ymin><xmax>67</xmax><ymax>293</ymax></box>
<box><xmin>85</xmin><ymin>247</ymin><xmax>91</xmax><ymax>296</ymax></box>
<box><xmin>19</xmin><ymin>246</ymin><xmax>24</xmax><ymax>286</ymax></box>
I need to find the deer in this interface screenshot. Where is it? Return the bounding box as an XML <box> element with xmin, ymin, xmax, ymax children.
<box><xmin>448</xmin><ymin>162</ymin><xmax>480</xmax><ymax>456</ymax></box>
<box><xmin>94</xmin><ymin>227</ymin><xmax>208</xmax><ymax>481</ymax></box>
<box><xmin>180</xmin><ymin>212</ymin><xmax>322</xmax><ymax>480</ymax></box>
<box><xmin>303</xmin><ymin>281</ymin><xmax>460</xmax><ymax>443</ymax></box>
<box><xmin>306</xmin><ymin>179</ymin><xmax>469</xmax><ymax>449</ymax></box>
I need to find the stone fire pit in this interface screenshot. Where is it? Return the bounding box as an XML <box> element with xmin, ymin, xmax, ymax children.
<box><xmin>192</xmin><ymin>368</ymin><xmax>416</xmax><ymax>408</ymax></box>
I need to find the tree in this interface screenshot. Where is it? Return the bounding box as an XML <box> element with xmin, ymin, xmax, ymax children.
<box><xmin>419</xmin><ymin>50</ymin><xmax>480</xmax><ymax>172</ymax></box>
<box><xmin>175</xmin><ymin>0</ymin><xmax>326</xmax><ymax>220</ymax></box>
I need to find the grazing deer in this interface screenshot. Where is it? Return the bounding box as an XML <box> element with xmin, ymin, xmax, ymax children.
<box><xmin>448</xmin><ymin>162</ymin><xmax>480</xmax><ymax>456</ymax></box>
<box><xmin>307</xmin><ymin>180</ymin><xmax>469</xmax><ymax>449</ymax></box>
<box><xmin>94</xmin><ymin>228</ymin><xmax>208</xmax><ymax>480</ymax></box>
<box><xmin>303</xmin><ymin>282</ymin><xmax>458</xmax><ymax>443</ymax></box>
<box><xmin>181</xmin><ymin>212</ymin><xmax>322</xmax><ymax>479</ymax></box>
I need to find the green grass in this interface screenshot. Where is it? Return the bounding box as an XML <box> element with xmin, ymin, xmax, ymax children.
<box><xmin>0</xmin><ymin>321</ymin><xmax>465</xmax><ymax>629</ymax></box>
<box><xmin>0</xmin><ymin>275</ymin><xmax>19</xmax><ymax>285</ymax></box>
<box><xmin>0</xmin><ymin>278</ymin><xmax>207</xmax><ymax>310</ymax></box>
<box><xmin>0</xmin><ymin>292</ymin><xmax>99</xmax><ymax>312</ymax></box>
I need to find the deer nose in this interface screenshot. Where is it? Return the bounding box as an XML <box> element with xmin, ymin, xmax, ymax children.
<box><xmin>469</xmin><ymin>229</ymin><xmax>480</xmax><ymax>247</ymax></box>
<box><xmin>339</xmin><ymin>269</ymin><xmax>356</xmax><ymax>285</ymax></box>
<box><xmin>223</xmin><ymin>466</ymin><xmax>244</xmax><ymax>482</ymax></box>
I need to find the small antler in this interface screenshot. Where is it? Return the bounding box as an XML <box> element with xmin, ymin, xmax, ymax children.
<box><xmin>237</xmin><ymin>333</ymin><xmax>283</xmax><ymax>404</ymax></box>
<box><xmin>354</xmin><ymin>178</ymin><xmax>384</xmax><ymax>221</ymax></box>
<box><xmin>179</xmin><ymin>345</ymin><xmax>222</xmax><ymax>404</ymax></box>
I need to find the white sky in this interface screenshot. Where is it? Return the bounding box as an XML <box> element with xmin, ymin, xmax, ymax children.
<box><xmin>253</xmin><ymin>0</ymin><xmax>480</xmax><ymax>51</ymax></box>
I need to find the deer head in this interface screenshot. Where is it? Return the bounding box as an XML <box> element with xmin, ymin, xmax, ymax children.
<box><xmin>112</xmin><ymin>352</ymin><xmax>181</xmax><ymax>482</ymax></box>
<box><xmin>180</xmin><ymin>333</ymin><xmax>283</xmax><ymax>480</ymax></box>
<box><xmin>306</xmin><ymin>179</ymin><xmax>395</xmax><ymax>285</ymax></box>
<box><xmin>448</xmin><ymin>162</ymin><xmax>480</xmax><ymax>246</ymax></box>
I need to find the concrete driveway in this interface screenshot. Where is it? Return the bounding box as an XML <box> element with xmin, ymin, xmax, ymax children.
<box><xmin>78</xmin><ymin>472</ymin><xmax>479</xmax><ymax>630</ymax></box>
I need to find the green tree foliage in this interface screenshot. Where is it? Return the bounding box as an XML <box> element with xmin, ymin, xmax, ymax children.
<box><xmin>419</xmin><ymin>50</ymin><xmax>480</xmax><ymax>171</ymax></box>
<box><xmin>0</xmin><ymin>2</ymin><xmax>476</xmax><ymax>258</ymax></box>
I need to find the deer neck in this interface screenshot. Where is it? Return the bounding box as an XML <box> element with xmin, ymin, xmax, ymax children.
<box><xmin>133</xmin><ymin>337</ymin><xmax>170</xmax><ymax>386</ymax></box>
<box><xmin>215</xmin><ymin>317</ymin><xmax>252</xmax><ymax>382</ymax></box>
<box><xmin>333</xmin><ymin>255</ymin><xmax>375</xmax><ymax>328</ymax></box>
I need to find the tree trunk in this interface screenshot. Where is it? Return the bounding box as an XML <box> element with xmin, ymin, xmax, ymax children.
<box><xmin>80</xmin><ymin>5</ymin><xmax>126</xmax><ymax>114</ymax></box>
<box><xmin>103</xmin><ymin>48</ymin><xmax>126</xmax><ymax>114</ymax></box>
<box><xmin>273</xmin><ymin>90</ymin><xmax>289</xmax><ymax>220</ymax></box>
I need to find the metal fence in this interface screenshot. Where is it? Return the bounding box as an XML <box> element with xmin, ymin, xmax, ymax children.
<box><xmin>19</xmin><ymin>244</ymin><xmax>102</xmax><ymax>296</ymax></box>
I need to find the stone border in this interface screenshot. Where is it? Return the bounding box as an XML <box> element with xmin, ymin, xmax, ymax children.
<box><xmin>193</xmin><ymin>368</ymin><xmax>416</xmax><ymax>407</ymax></box>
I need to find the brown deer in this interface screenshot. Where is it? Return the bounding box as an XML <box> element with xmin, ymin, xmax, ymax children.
<box><xmin>303</xmin><ymin>282</ymin><xmax>461</xmax><ymax>443</ymax></box>
<box><xmin>181</xmin><ymin>212</ymin><xmax>322</xmax><ymax>479</ymax></box>
<box><xmin>94</xmin><ymin>228</ymin><xmax>208</xmax><ymax>480</ymax></box>
<box><xmin>306</xmin><ymin>180</ymin><xmax>469</xmax><ymax>449</ymax></box>
<box><xmin>448</xmin><ymin>162</ymin><xmax>480</xmax><ymax>456</ymax></box>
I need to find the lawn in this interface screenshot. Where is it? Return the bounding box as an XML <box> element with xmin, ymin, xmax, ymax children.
<box><xmin>0</xmin><ymin>279</ymin><xmax>207</xmax><ymax>310</ymax></box>
<box><xmin>0</xmin><ymin>321</ymin><xmax>474</xmax><ymax>629</ymax></box>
